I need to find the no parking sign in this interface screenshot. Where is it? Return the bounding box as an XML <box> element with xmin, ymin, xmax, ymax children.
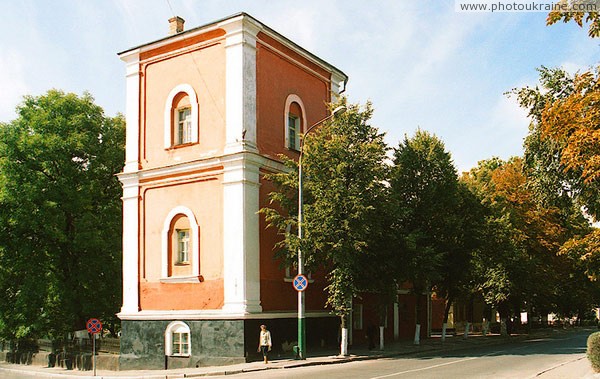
<box><xmin>293</xmin><ymin>274</ymin><xmax>308</xmax><ymax>292</ymax></box>
<box><xmin>86</xmin><ymin>318</ymin><xmax>103</xmax><ymax>334</ymax></box>
<box><xmin>86</xmin><ymin>318</ymin><xmax>102</xmax><ymax>376</ymax></box>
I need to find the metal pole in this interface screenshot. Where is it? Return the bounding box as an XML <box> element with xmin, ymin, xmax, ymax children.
<box><xmin>93</xmin><ymin>334</ymin><xmax>96</xmax><ymax>376</ymax></box>
<box><xmin>298</xmin><ymin>154</ymin><xmax>306</xmax><ymax>360</ymax></box>
<box><xmin>296</xmin><ymin>105</ymin><xmax>345</xmax><ymax>361</ymax></box>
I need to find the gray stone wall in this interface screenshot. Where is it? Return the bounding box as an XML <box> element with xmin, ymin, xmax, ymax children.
<box><xmin>120</xmin><ymin>319</ymin><xmax>246</xmax><ymax>370</ymax></box>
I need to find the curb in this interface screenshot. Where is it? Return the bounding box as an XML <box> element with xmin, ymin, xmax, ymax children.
<box><xmin>0</xmin><ymin>329</ymin><xmax>586</xmax><ymax>378</ymax></box>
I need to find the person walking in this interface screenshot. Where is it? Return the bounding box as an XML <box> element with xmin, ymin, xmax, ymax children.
<box><xmin>257</xmin><ymin>324</ymin><xmax>272</xmax><ymax>364</ymax></box>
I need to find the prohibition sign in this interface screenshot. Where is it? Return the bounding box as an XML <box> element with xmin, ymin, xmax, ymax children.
<box><xmin>293</xmin><ymin>274</ymin><xmax>308</xmax><ymax>292</ymax></box>
<box><xmin>86</xmin><ymin>318</ymin><xmax>103</xmax><ymax>335</ymax></box>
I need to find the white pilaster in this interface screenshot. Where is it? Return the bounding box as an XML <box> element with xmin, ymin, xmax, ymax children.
<box><xmin>120</xmin><ymin>50</ymin><xmax>141</xmax><ymax>173</ymax></box>
<box><xmin>119</xmin><ymin>173</ymin><xmax>139</xmax><ymax>315</ymax></box>
<box><xmin>330</xmin><ymin>71</ymin><xmax>345</xmax><ymax>103</ymax></box>
<box><xmin>220</xmin><ymin>16</ymin><xmax>260</xmax><ymax>154</ymax></box>
<box><xmin>222</xmin><ymin>153</ymin><xmax>262</xmax><ymax>314</ymax></box>
<box><xmin>118</xmin><ymin>48</ymin><xmax>141</xmax><ymax>317</ymax></box>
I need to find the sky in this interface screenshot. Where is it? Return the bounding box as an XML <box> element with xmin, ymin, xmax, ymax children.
<box><xmin>0</xmin><ymin>0</ymin><xmax>598</xmax><ymax>173</ymax></box>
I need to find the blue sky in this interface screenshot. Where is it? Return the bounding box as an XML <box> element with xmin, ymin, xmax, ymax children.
<box><xmin>0</xmin><ymin>0</ymin><xmax>598</xmax><ymax>172</ymax></box>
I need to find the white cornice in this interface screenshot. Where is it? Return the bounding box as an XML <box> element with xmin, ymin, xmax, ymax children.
<box><xmin>119</xmin><ymin>48</ymin><xmax>140</xmax><ymax>64</ymax></box>
<box><xmin>118</xmin><ymin>310</ymin><xmax>335</xmax><ymax>321</ymax></box>
<box><xmin>118</xmin><ymin>13</ymin><xmax>347</xmax><ymax>83</ymax></box>
<box><xmin>118</xmin><ymin>152</ymin><xmax>287</xmax><ymax>184</ymax></box>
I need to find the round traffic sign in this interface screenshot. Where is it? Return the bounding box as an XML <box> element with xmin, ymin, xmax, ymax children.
<box><xmin>86</xmin><ymin>318</ymin><xmax>103</xmax><ymax>335</ymax></box>
<box><xmin>293</xmin><ymin>274</ymin><xmax>308</xmax><ymax>292</ymax></box>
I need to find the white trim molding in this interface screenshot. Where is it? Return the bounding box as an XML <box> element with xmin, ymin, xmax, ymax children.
<box><xmin>220</xmin><ymin>15</ymin><xmax>259</xmax><ymax>154</ymax></box>
<box><xmin>164</xmin><ymin>84</ymin><xmax>199</xmax><ymax>149</ymax></box>
<box><xmin>330</xmin><ymin>71</ymin><xmax>346</xmax><ymax>102</ymax></box>
<box><xmin>222</xmin><ymin>153</ymin><xmax>262</xmax><ymax>314</ymax></box>
<box><xmin>161</xmin><ymin>206</ymin><xmax>201</xmax><ymax>279</ymax></box>
<box><xmin>121</xmin><ymin>49</ymin><xmax>141</xmax><ymax>174</ymax></box>
<box><xmin>165</xmin><ymin>321</ymin><xmax>191</xmax><ymax>357</ymax></box>
<box><xmin>118</xmin><ymin>172</ymin><xmax>140</xmax><ymax>315</ymax></box>
<box><xmin>119</xmin><ymin>310</ymin><xmax>336</xmax><ymax>321</ymax></box>
<box><xmin>284</xmin><ymin>94</ymin><xmax>307</xmax><ymax>150</ymax></box>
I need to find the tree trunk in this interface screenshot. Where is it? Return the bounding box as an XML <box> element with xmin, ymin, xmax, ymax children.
<box><xmin>499</xmin><ymin>305</ymin><xmax>509</xmax><ymax>337</ymax></box>
<box><xmin>414</xmin><ymin>296</ymin><xmax>421</xmax><ymax>345</ymax></box>
<box><xmin>464</xmin><ymin>296</ymin><xmax>474</xmax><ymax>339</ymax></box>
<box><xmin>442</xmin><ymin>296</ymin><xmax>453</xmax><ymax>342</ymax></box>
<box><xmin>377</xmin><ymin>304</ymin><xmax>387</xmax><ymax>350</ymax></box>
<box><xmin>413</xmin><ymin>324</ymin><xmax>421</xmax><ymax>345</ymax></box>
<box><xmin>482</xmin><ymin>304</ymin><xmax>492</xmax><ymax>336</ymax></box>
<box><xmin>340</xmin><ymin>314</ymin><xmax>349</xmax><ymax>356</ymax></box>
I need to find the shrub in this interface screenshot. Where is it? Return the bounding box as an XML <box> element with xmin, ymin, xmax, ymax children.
<box><xmin>587</xmin><ymin>331</ymin><xmax>600</xmax><ymax>372</ymax></box>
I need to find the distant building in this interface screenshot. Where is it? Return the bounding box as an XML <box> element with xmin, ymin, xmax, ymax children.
<box><xmin>116</xmin><ymin>12</ymin><xmax>348</xmax><ymax>369</ymax></box>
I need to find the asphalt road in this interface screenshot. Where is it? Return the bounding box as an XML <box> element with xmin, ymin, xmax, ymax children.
<box><xmin>0</xmin><ymin>329</ymin><xmax>595</xmax><ymax>379</ymax></box>
<box><xmin>220</xmin><ymin>329</ymin><xmax>596</xmax><ymax>379</ymax></box>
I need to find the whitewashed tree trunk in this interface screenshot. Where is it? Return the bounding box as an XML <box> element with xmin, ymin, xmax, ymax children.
<box><xmin>413</xmin><ymin>324</ymin><xmax>421</xmax><ymax>345</ymax></box>
<box><xmin>441</xmin><ymin>322</ymin><xmax>447</xmax><ymax>342</ymax></box>
<box><xmin>379</xmin><ymin>326</ymin><xmax>384</xmax><ymax>350</ymax></box>
<box><xmin>340</xmin><ymin>328</ymin><xmax>349</xmax><ymax>356</ymax></box>
<box><xmin>463</xmin><ymin>322</ymin><xmax>470</xmax><ymax>339</ymax></box>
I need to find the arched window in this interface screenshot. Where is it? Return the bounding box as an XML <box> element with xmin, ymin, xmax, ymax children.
<box><xmin>164</xmin><ymin>84</ymin><xmax>199</xmax><ymax>149</ymax></box>
<box><xmin>161</xmin><ymin>206</ymin><xmax>200</xmax><ymax>280</ymax></box>
<box><xmin>165</xmin><ymin>321</ymin><xmax>191</xmax><ymax>357</ymax></box>
<box><xmin>284</xmin><ymin>94</ymin><xmax>307</xmax><ymax>151</ymax></box>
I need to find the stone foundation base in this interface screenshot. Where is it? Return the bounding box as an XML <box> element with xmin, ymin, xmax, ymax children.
<box><xmin>120</xmin><ymin>316</ymin><xmax>340</xmax><ymax>370</ymax></box>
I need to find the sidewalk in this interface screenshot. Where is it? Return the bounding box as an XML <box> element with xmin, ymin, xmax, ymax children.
<box><xmin>0</xmin><ymin>329</ymin><xmax>578</xmax><ymax>379</ymax></box>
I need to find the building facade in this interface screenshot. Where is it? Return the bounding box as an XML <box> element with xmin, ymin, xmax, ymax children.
<box><xmin>117</xmin><ymin>13</ymin><xmax>348</xmax><ymax>369</ymax></box>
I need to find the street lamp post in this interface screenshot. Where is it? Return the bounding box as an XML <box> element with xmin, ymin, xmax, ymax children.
<box><xmin>297</xmin><ymin>105</ymin><xmax>346</xmax><ymax>360</ymax></box>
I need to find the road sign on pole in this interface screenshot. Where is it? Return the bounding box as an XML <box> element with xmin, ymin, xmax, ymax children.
<box><xmin>86</xmin><ymin>318</ymin><xmax>102</xmax><ymax>376</ymax></box>
<box><xmin>86</xmin><ymin>318</ymin><xmax>102</xmax><ymax>334</ymax></box>
<box><xmin>293</xmin><ymin>274</ymin><xmax>308</xmax><ymax>292</ymax></box>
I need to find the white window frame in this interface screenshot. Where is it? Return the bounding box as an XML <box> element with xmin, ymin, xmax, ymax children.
<box><xmin>287</xmin><ymin>115</ymin><xmax>300</xmax><ymax>151</ymax></box>
<box><xmin>165</xmin><ymin>321</ymin><xmax>191</xmax><ymax>357</ymax></box>
<box><xmin>177</xmin><ymin>229</ymin><xmax>190</xmax><ymax>263</ymax></box>
<box><xmin>284</xmin><ymin>265</ymin><xmax>314</xmax><ymax>283</ymax></box>
<box><xmin>161</xmin><ymin>206</ymin><xmax>200</xmax><ymax>280</ymax></box>
<box><xmin>164</xmin><ymin>84</ymin><xmax>199</xmax><ymax>149</ymax></box>
<box><xmin>284</xmin><ymin>94</ymin><xmax>306</xmax><ymax>151</ymax></box>
<box><xmin>176</xmin><ymin>107</ymin><xmax>192</xmax><ymax>145</ymax></box>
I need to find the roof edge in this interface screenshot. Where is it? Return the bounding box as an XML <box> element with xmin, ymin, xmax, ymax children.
<box><xmin>117</xmin><ymin>12</ymin><xmax>347</xmax><ymax>81</ymax></box>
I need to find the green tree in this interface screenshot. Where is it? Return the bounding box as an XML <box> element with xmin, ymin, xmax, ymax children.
<box><xmin>547</xmin><ymin>0</ymin><xmax>600</xmax><ymax>37</ymax></box>
<box><xmin>513</xmin><ymin>66</ymin><xmax>600</xmax><ymax>286</ymax></box>
<box><xmin>262</xmin><ymin>98</ymin><xmax>389</xmax><ymax>355</ymax></box>
<box><xmin>464</xmin><ymin>156</ymin><xmax>595</xmax><ymax>331</ymax></box>
<box><xmin>0</xmin><ymin>90</ymin><xmax>124</xmax><ymax>341</ymax></box>
<box><xmin>389</xmin><ymin>130</ymin><xmax>460</xmax><ymax>343</ymax></box>
<box><xmin>463</xmin><ymin>158</ymin><xmax>531</xmax><ymax>334</ymax></box>
<box><xmin>435</xmin><ymin>181</ymin><xmax>486</xmax><ymax>340</ymax></box>
<box><xmin>511</xmin><ymin>67</ymin><xmax>577</xmax><ymax>212</ymax></box>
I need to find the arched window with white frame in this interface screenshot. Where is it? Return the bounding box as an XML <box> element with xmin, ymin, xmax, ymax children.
<box><xmin>284</xmin><ymin>94</ymin><xmax>307</xmax><ymax>151</ymax></box>
<box><xmin>164</xmin><ymin>84</ymin><xmax>199</xmax><ymax>149</ymax></box>
<box><xmin>161</xmin><ymin>206</ymin><xmax>200</xmax><ymax>281</ymax></box>
<box><xmin>165</xmin><ymin>321</ymin><xmax>191</xmax><ymax>357</ymax></box>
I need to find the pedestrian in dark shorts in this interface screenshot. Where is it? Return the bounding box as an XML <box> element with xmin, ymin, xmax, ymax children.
<box><xmin>257</xmin><ymin>324</ymin><xmax>272</xmax><ymax>364</ymax></box>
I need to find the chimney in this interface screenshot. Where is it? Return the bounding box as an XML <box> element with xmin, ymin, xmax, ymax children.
<box><xmin>168</xmin><ymin>16</ymin><xmax>185</xmax><ymax>35</ymax></box>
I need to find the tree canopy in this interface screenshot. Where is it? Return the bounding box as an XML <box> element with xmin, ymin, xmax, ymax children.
<box><xmin>262</xmin><ymin>98</ymin><xmax>389</xmax><ymax>324</ymax></box>
<box><xmin>547</xmin><ymin>0</ymin><xmax>600</xmax><ymax>37</ymax></box>
<box><xmin>0</xmin><ymin>90</ymin><xmax>124</xmax><ymax>340</ymax></box>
